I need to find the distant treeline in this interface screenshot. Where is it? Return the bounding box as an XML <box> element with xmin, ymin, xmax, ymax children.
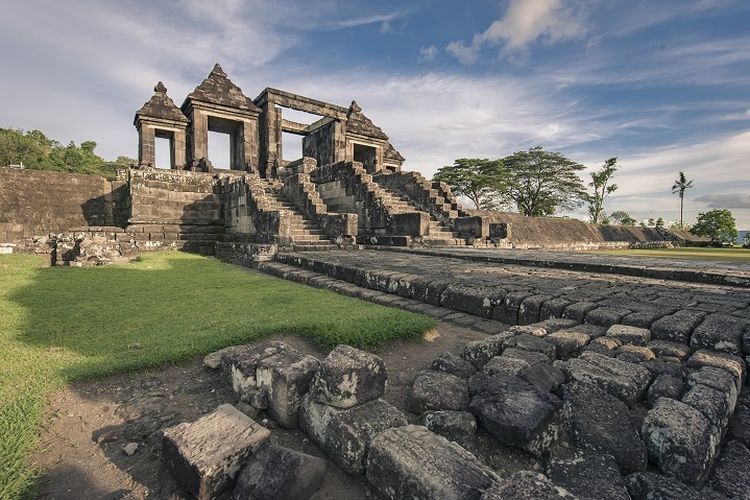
<box><xmin>0</xmin><ymin>128</ymin><xmax>135</xmax><ymax>179</ymax></box>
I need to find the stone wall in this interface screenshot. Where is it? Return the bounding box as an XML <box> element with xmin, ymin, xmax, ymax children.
<box><xmin>0</xmin><ymin>168</ymin><xmax>124</xmax><ymax>242</ymax></box>
<box><xmin>468</xmin><ymin>211</ymin><xmax>675</xmax><ymax>249</ymax></box>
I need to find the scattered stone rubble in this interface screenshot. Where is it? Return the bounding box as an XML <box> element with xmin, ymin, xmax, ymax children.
<box><xmin>158</xmin><ymin>313</ymin><xmax>749</xmax><ymax>500</ymax></box>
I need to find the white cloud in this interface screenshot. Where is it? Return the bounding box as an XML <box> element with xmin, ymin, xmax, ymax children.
<box><xmin>418</xmin><ymin>45</ymin><xmax>439</xmax><ymax>63</ymax></box>
<box><xmin>695</xmin><ymin>193</ymin><xmax>750</xmax><ymax>209</ymax></box>
<box><xmin>447</xmin><ymin>0</ymin><xmax>592</xmax><ymax>64</ymax></box>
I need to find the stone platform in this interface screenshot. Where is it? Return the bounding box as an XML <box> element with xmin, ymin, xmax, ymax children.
<box><xmin>269</xmin><ymin>250</ymin><xmax>750</xmax><ymax>357</ymax></box>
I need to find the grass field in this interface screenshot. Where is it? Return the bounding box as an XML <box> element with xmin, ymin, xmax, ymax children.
<box><xmin>0</xmin><ymin>252</ymin><xmax>435</xmax><ymax>499</ymax></box>
<box><xmin>594</xmin><ymin>246</ymin><xmax>750</xmax><ymax>262</ymax></box>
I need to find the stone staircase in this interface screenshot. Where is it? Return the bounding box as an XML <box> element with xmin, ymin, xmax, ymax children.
<box><xmin>376</xmin><ymin>187</ymin><xmax>464</xmax><ymax>245</ymax></box>
<box><xmin>261</xmin><ymin>184</ymin><xmax>337</xmax><ymax>249</ymax></box>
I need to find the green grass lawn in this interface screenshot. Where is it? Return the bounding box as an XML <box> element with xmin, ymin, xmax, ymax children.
<box><xmin>594</xmin><ymin>246</ymin><xmax>750</xmax><ymax>262</ymax></box>
<box><xmin>0</xmin><ymin>252</ymin><xmax>435</xmax><ymax>499</ymax></box>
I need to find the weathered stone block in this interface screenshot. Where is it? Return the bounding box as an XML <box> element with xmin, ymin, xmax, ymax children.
<box><xmin>408</xmin><ymin>370</ymin><xmax>470</xmax><ymax>413</ymax></box>
<box><xmin>648</xmin><ymin>339</ymin><xmax>691</xmax><ymax>361</ymax></box>
<box><xmin>256</xmin><ymin>350</ymin><xmax>320</xmax><ymax>428</ymax></box>
<box><xmin>221</xmin><ymin>341</ymin><xmax>289</xmax><ymax>399</ymax></box>
<box><xmin>463</xmin><ymin>331</ymin><xmax>514</xmax><ymax>368</ymax></box>
<box><xmin>481</xmin><ymin>471</ymin><xmax>575</xmax><ymax>500</ymax></box>
<box><xmin>482</xmin><ymin>348</ymin><xmax>550</xmax><ymax>376</ymax></box>
<box><xmin>607</xmin><ymin>324</ymin><xmax>651</xmax><ymax>346</ymax></box>
<box><xmin>556</xmin><ymin>351</ymin><xmax>652</xmax><ymax>404</ymax></box>
<box><xmin>647</xmin><ymin>374</ymin><xmax>684</xmax><ymax>407</ymax></box>
<box><xmin>690</xmin><ymin>314</ymin><xmax>746</xmax><ymax>356</ymax></box>
<box><xmin>518</xmin><ymin>363</ymin><xmax>565</xmax><ymax>394</ymax></box>
<box><xmin>547</xmin><ymin>447</ymin><xmax>630</xmax><ymax>500</ymax></box>
<box><xmin>686</xmin><ymin>366</ymin><xmax>739</xmax><ymax>414</ymax></box>
<box><xmin>563</xmin><ymin>381</ymin><xmax>647</xmax><ymax>474</ymax></box>
<box><xmin>650</xmin><ymin>309</ymin><xmax>705</xmax><ymax>344</ymax></box>
<box><xmin>616</xmin><ymin>344</ymin><xmax>656</xmax><ymax>362</ymax></box>
<box><xmin>685</xmin><ymin>349</ymin><xmax>746</xmax><ymax>390</ymax></box>
<box><xmin>469</xmin><ymin>372</ymin><xmax>562</xmax><ymax>457</ymax></box>
<box><xmin>507</xmin><ymin>324</ymin><xmax>548</xmax><ymax>337</ymax></box>
<box><xmin>586</xmin><ymin>306</ymin><xmax>630</xmax><ymax>327</ymax></box>
<box><xmin>503</xmin><ymin>334</ymin><xmax>556</xmax><ymax>360</ymax></box>
<box><xmin>545</xmin><ymin>330</ymin><xmax>589</xmax><ymax>358</ymax></box>
<box><xmin>641</xmin><ymin>398</ymin><xmax>720</xmax><ymax>486</ymax></box>
<box><xmin>311</xmin><ymin>344</ymin><xmax>386</xmax><ymax>408</ymax></box>
<box><xmin>729</xmin><ymin>392</ymin><xmax>750</xmax><ymax>447</ymax></box>
<box><xmin>642</xmin><ymin>359</ymin><xmax>684</xmax><ymax>379</ymax></box>
<box><xmin>683</xmin><ymin>383</ymin><xmax>731</xmax><ymax>430</ymax></box>
<box><xmin>432</xmin><ymin>352</ymin><xmax>478</xmax><ymax>379</ymax></box>
<box><xmin>366</xmin><ymin>425</ymin><xmax>499</xmax><ymax>500</ymax></box>
<box><xmin>299</xmin><ymin>394</ymin><xmax>407</xmax><ymax>476</ymax></box>
<box><xmin>422</xmin><ymin>410</ymin><xmax>477</xmax><ymax>445</ymax></box>
<box><xmin>161</xmin><ymin>404</ymin><xmax>270</xmax><ymax>500</ymax></box>
<box><xmin>625</xmin><ymin>472</ymin><xmax>711</xmax><ymax>500</ymax></box>
<box><xmin>708</xmin><ymin>440</ymin><xmax>750</xmax><ymax>500</ymax></box>
<box><xmin>233</xmin><ymin>444</ymin><xmax>327</xmax><ymax>500</ymax></box>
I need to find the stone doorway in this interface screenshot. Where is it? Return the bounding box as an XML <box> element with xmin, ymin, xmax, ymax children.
<box><xmin>353</xmin><ymin>143</ymin><xmax>377</xmax><ymax>173</ymax></box>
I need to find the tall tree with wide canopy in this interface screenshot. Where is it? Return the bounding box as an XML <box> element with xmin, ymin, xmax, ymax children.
<box><xmin>502</xmin><ymin>146</ymin><xmax>587</xmax><ymax>217</ymax></box>
<box><xmin>671</xmin><ymin>171</ymin><xmax>694</xmax><ymax>228</ymax></box>
<box><xmin>432</xmin><ymin>158</ymin><xmax>509</xmax><ymax>210</ymax></box>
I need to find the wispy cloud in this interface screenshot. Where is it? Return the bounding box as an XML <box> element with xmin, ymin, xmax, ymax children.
<box><xmin>418</xmin><ymin>45</ymin><xmax>438</xmax><ymax>63</ymax></box>
<box><xmin>447</xmin><ymin>0</ymin><xmax>593</xmax><ymax>64</ymax></box>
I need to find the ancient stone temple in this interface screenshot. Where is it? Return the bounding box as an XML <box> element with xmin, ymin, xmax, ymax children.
<box><xmin>134</xmin><ymin>64</ymin><xmax>405</xmax><ymax>176</ymax></box>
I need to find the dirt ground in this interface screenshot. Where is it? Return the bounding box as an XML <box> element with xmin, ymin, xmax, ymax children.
<box><xmin>32</xmin><ymin>321</ymin><xmax>514</xmax><ymax>500</ymax></box>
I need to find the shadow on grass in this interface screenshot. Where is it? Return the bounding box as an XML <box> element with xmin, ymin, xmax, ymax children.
<box><xmin>9</xmin><ymin>252</ymin><xmax>435</xmax><ymax>382</ymax></box>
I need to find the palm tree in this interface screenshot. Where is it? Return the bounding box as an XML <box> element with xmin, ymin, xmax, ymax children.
<box><xmin>671</xmin><ymin>171</ymin><xmax>694</xmax><ymax>228</ymax></box>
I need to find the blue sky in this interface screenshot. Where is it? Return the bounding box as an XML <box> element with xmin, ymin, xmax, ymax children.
<box><xmin>1</xmin><ymin>0</ymin><xmax>749</xmax><ymax>227</ymax></box>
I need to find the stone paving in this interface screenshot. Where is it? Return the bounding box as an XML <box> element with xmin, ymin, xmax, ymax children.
<box><xmin>273</xmin><ymin>250</ymin><xmax>750</xmax><ymax>358</ymax></box>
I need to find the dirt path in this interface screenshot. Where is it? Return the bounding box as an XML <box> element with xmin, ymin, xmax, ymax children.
<box><xmin>32</xmin><ymin>322</ymin><xmax>487</xmax><ymax>499</ymax></box>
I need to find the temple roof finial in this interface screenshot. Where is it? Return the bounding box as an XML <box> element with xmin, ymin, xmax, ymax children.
<box><xmin>211</xmin><ymin>63</ymin><xmax>226</xmax><ymax>77</ymax></box>
<box><xmin>348</xmin><ymin>100</ymin><xmax>362</xmax><ymax>115</ymax></box>
<box><xmin>154</xmin><ymin>81</ymin><xmax>167</xmax><ymax>93</ymax></box>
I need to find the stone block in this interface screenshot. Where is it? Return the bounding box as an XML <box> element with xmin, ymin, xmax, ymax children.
<box><xmin>585</xmin><ymin>307</ymin><xmax>630</xmax><ymax>327</ymax></box>
<box><xmin>562</xmin><ymin>301</ymin><xmax>598</xmax><ymax>322</ymax></box>
<box><xmin>469</xmin><ymin>372</ymin><xmax>562</xmax><ymax>457</ymax></box>
<box><xmin>161</xmin><ymin>404</ymin><xmax>270</xmax><ymax>500</ymax></box>
<box><xmin>408</xmin><ymin>370</ymin><xmax>470</xmax><ymax>413</ymax></box>
<box><xmin>503</xmin><ymin>334</ymin><xmax>556</xmax><ymax>360</ymax></box>
<box><xmin>616</xmin><ymin>345</ymin><xmax>656</xmax><ymax>362</ymax></box>
<box><xmin>641</xmin><ymin>398</ymin><xmax>720</xmax><ymax>486</ymax></box>
<box><xmin>729</xmin><ymin>393</ymin><xmax>750</xmax><ymax>447</ymax></box>
<box><xmin>233</xmin><ymin>444</ymin><xmax>327</xmax><ymax>500</ymax></box>
<box><xmin>422</xmin><ymin>410</ymin><xmax>477</xmax><ymax>445</ymax></box>
<box><xmin>431</xmin><ymin>352</ymin><xmax>477</xmax><ymax>379</ymax></box>
<box><xmin>556</xmin><ymin>351</ymin><xmax>652</xmax><ymax>404</ymax></box>
<box><xmin>642</xmin><ymin>359</ymin><xmax>684</xmax><ymax>379</ymax></box>
<box><xmin>221</xmin><ymin>341</ymin><xmax>290</xmax><ymax>399</ymax></box>
<box><xmin>518</xmin><ymin>363</ymin><xmax>565</xmax><ymax>394</ymax></box>
<box><xmin>545</xmin><ymin>330</ymin><xmax>589</xmax><ymax>358</ymax></box>
<box><xmin>685</xmin><ymin>349</ymin><xmax>746</xmax><ymax>391</ymax></box>
<box><xmin>534</xmin><ymin>317</ymin><xmax>579</xmax><ymax>333</ymax></box>
<box><xmin>366</xmin><ymin>425</ymin><xmax>499</xmax><ymax>500</ymax></box>
<box><xmin>481</xmin><ymin>471</ymin><xmax>575</xmax><ymax>500</ymax></box>
<box><xmin>299</xmin><ymin>394</ymin><xmax>407</xmax><ymax>476</ymax></box>
<box><xmin>625</xmin><ymin>472</ymin><xmax>711</xmax><ymax>500</ymax></box>
<box><xmin>481</xmin><ymin>355</ymin><xmax>529</xmax><ymax>377</ymax></box>
<box><xmin>708</xmin><ymin>440</ymin><xmax>750</xmax><ymax>500</ymax></box>
<box><xmin>647</xmin><ymin>374</ymin><xmax>684</xmax><ymax>407</ymax></box>
<box><xmin>506</xmin><ymin>324</ymin><xmax>548</xmax><ymax>337</ymax></box>
<box><xmin>311</xmin><ymin>344</ymin><xmax>386</xmax><ymax>408</ymax></box>
<box><xmin>682</xmin><ymin>383</ymin><xmax>731</xmax><ymax>429</ymax></box>
<box><xmin>686</xmin><ymin>366</ymin><xmax>739</xmax><ymax>414</ymax></box>
<box><xmin>563</xmin><ymin>381</ymin><xmax>647</xmax><ymax>474</ymax></box>
<box><xmin>463</xmin><ymin>331</ymin><xmax>514</xmax><ymax>368</ymax></box>
<box><xmin>690</xmin><ymin>314</ymin><xmax>746</xmax><ymax>356</ymax></box>
<box><xmin>256</xmin><ymin>350</ymin><xmax>320</xmax><ymax>428</ymax></box>
<box><xmin>607</xmin><ymin>324</ymin><xmax>651</xmax><ymax>346</ymax></box>
<box><xmin>650</xmin><ymin>310</ymin><xmax>705</xmax><ymax>344</ymax></box>
<box><xmin>547</xmin><ymin>447</ymin><xmax>630</xmax><ymax>500</ymax></box>
<box><xmin>648</xmin><ymin>340</ymin><xmax>691</xmax><ymax>361</ymax></box>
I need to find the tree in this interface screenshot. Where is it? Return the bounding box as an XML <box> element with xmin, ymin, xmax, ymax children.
<box><xmin>655</xmin><ymin>217</ymin><xmax>665</xmax><ymax>229</ymax></box>
<box><xmin>671</xmin><ymin>171</ymin><xmax>694</xmax><ymax>228</ymax></box>
<box><xmin>647</xmin><ymin>217</ymin><xmax>655</xmax><ymax>227</ymax></box>
<box><xmin>690</xmin><ymin>209</ymin><xmax>738</xmax><ymax>245</ymax></box>
<box><xmin>501</xmin><ymin>146</ymin><xmax>587</xmax><ymax>217</ymax></box>
<box><xmin>585</xmin><ymin>157</ymin><xmax>619</xmax><ymax>224</ymax></box>
<box><xmin>610</xmin><ymin>210</ymin><xmax>637</xmax><ymax>225</ymax></box>
<box><xmin>433</xmin><ymin>158</ymin><xmax>509</xmax><ymax>210</ymax></box>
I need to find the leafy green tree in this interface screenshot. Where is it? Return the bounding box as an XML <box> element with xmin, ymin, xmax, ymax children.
<box><xmin>585</xmin><ymin>157</ymin><xmax>619</xmax><ymax>224</ymax></box>
<box><xmin>0</xmin><ymin>128</ymin><xmax>132</xmax><ymax>178</ymax></box>
<box><xmin>433</xmin><ymin>158</ymin><xmax>509</xmax><ymax>210</ymax></box>
<box><xmin>655</xmin><ymin>217</ymin><xmax>665</xmax><ymax>229</ymax></box>
<box><xmin>690</xmin><ymin>209</ymin><xmax>738</xmax><ymax>245</ymax></box>
<box><xmin>610</xmin><ymin>210</ymin><xmax>637</xmax><ymax>225</ymax></box>
<box><xmin>671</xmin><ymin>171</ymin><xmax>694</xmax><ymax>228</ymax></box>
<box><xmin>501</xmin><ymin>146</ymin><xmax>587</xmax><ymax>217</ymax></box>
<box><xmin>647</xmin><ymin>217</ymin><xmax>655</xmax><ymax>227</ymax></box>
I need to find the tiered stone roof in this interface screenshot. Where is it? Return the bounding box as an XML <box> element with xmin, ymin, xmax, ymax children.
<box><xmin>185</xmin><ymin>64</ymin><xmax>260</xmax><ymax>113</ymax></box>
<box><xmin>135</xmin><ymin>81</ymin><xmax>188</xmax><ymax>123</ymax></box>
<box><xmin>345</xmin><ymin>100</ymin><xmax>388</xmax><ymax>140</ymax></box>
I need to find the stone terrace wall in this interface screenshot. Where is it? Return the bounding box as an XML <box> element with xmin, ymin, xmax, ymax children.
<box><xmin>469</xmin><ymin>210</ymin><xmax>673</xmax><ymax>250</ymax></box>
<box><xmin>0</xmin><ymin>168</ymin><xmax>126</xmax><ymax>242</ymax></box>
